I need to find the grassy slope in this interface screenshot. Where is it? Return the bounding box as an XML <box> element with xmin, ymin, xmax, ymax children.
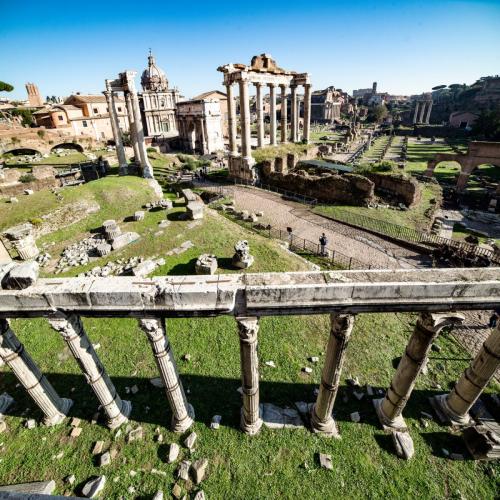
<box><xmin>0</xmin><ymin>177</ymin><xmax>498</xmax><ymax>499</ymax></box>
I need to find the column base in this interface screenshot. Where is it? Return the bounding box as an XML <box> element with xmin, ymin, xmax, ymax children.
<box><xmin>142</xmin><ymin>163</ymin><xmax>154</xmax><ymax>179</ymax></box>
<box><xmin>107</xmin><ymin>400</ymin><xmax>132</xmax><ymax>430</ymax></box>
<box><xmin>428</xmin><ymin>394</ymin><xmax>472</xmax><ymax>427</ymax></box>
<box><xmin>240</xmin><ymin>408</ymin><xmax>263</xmax><ymax>436</ymax></box>
<box><xmin>171</xmin><ymin>403</ymin><xmax>195</xmax><ymax>433</ymax></box>
<box><xmin>373</xmin><ymin>398</ymin><xmax>408</xmax><ymax>432</ymax></box>
<box><xmin>43</xmin><ymin>397</ymin><xmax>73</xmax><ymax>426</ymax></box>
<box><xmin>0</xmin><ymin>393</ymin><xmax>14</xmax><ymax>417</ymax></box>
<box><xmin>118</xmin><ymin>164</ymin><xmax>129</xmax><ymax>176</ymax></box>
<box><xmin>310</xmin><ymin>404</ymin><xmax>340</xmax><ymax>438</ymax></box>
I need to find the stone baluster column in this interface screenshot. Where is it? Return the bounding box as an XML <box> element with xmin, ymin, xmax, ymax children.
<box><xmin>226</xmin><ymin>84</ymin><xmax>237</xmax><ymax>156</ymax></box>
<box><xmin>103</xmin><ymin>88</ymin><xmax>127</xmax><ymax>175</ymax></box>
<box><xmin>124</xmin><ymin>91</ymin><xmax>141</xmax><ymax>166</ymax></box>
<box><xmin>418</xmin><ymin>101</ymin><xmax>426</xmax><ymax>123</ymax></box>
<box><xmin>303</xmin><ymin>83</ymin><xmax>312</xmax><ymax>144</ymax></box>
<box><xmin>239</xmin><ymin>78</ymin><xmax>253</xmax><ymax>163</ymax></box>
<box><xmin>431</xmin><ymin>321</ymin><xmax>500</xmax><ymax>426</ymax></box>
<box><xmin>374</xmin><ymin>312</ymin><xmax>464</xmax><ymax>429</ymax></box>
<box><xmin>269</xmin><ymin>83</ymin><xmax>277</xmax><ymax>146</ymax></box>
<box><xmin>48</xmin><ymin>313</ymin><xmax>131</xmax><ymax>429</ymax></box>
<box><xmin>290</xmin><ymin>85</ymin><xmax>298</xmax><ymax>142</ymax></box>
<box><xmin>280</xmin><ymin>84</ymin><xmax>288</xmax><ymax>144</ymax></box>
<box><xmin>255</xmin><ymin>83</ymin><xmax>264</xmax><ymax>148</ymax></box>
<box><xmin>138</xmin><ymin>318</ymin><xmax>194</xmax><ymax>433</ymax></box>
<box><xmin>237</xmin><ymin>316</ymin><xmax>262</xmax><ymax>435</ymax></box>
<box><xmin>311</xmin><ymin>313</ymin><xmax>355</xmax><ymax>437</ymax></box>
<box><xmin>0</xmin><ymin>319</ymin><xmax>72</xmax><ymax>426</ymax></box>
<box><xmin>412</xmin><ymin>102</ymin><xmax>419</xmax><ymax>124</ymax></box>
<box><xmin>425</xmin><ymin>101</ymin><xmax>433</xmax><ymax>124</ymax></box>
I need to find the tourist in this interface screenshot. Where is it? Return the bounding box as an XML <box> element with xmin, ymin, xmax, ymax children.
<box><xmin>319</xmin><ymin>233</ymin><xmax>328</xmax><ymax>256</ymax></box>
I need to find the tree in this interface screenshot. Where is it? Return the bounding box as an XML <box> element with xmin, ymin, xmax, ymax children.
<box><xmin>0</xmin><ymin>81</ymin><xmax>14</xmax><ymax>92</ymax></box>
<box><xmin>366</xmin><ymin>104</ymin><xmax>388</xmax><ymax>123</ymax></box>
<box><xmin>471</xmin><ymin>107</ymin><xmax>500</xmax><ymax>141</ymax></box>
<box><xmin>432</xmin><ymin>85</ymin><xmax>447</xmax><ymax>91</ymax></box>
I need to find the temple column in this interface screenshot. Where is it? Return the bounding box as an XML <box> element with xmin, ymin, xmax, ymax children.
<box><xmin>374</xmin><ymin>312</ymin><xmax>464</xmax><ymax>430</ymax></box>
<box><xmin>269</xmin><ymin>83</ymin><xmax>277</xmax><ymax>146</ymax></box>
<box><xmin>239</xmin><ymin>78</ymin><xmax>254</xmax><ymax>165</ymax></box>
<box><xmin>48</xmin><ymin>313</ymin><xmax>131</xmax><ymax>429</ymax></box>
<box><xmin>430</xmin><ymin>321</ymin><xmax>500</xmax><ymax>426</ymax></box>
<box><xmin>0</xmin><ymin>319</ymin><xmax>72</xmax><ymax>426</ymax></box>
<box><xmin>425</xmin><ymin>101</ymin><xmax>433</xmax><ymax>124</ymax></box>
<box><xmin>103</xmin><ymin>87</ymin><xmax>127</xmax><ymax>175</ymax></box>
<box><xmin>225</xmin><ymin>84</ymin><xmax>237</xmax><ymax>156</ymax></box>
<box><xmin>255</xmin><ymin>83</ymin><xmax>264</xmax><ymax>148</ymax></box>
<box><xmin>124</xmin><ymin>92</ymin><xmax>141</xmax><ymax>165</ymax></box>
<box><xmin>280</xmin><ymin>84</ymin><xmax>288</xmax><ymax>144</ymax></box>
<box><xmin>237</xmin><ymin>316</ymin><xmax>262</xmax><ymax>435</ymax></box>
<box><xmin>303</xmin><ymin>83</ymin><xmax>312</xmax><ymax>144</ymax></box>
<box><xmin>412</xmin><ymin>102</ymin><xmax>420</xmax><ymax>124</ymax></box>
<box><xmin>290</xmin><ymin>85</ymin><xmax>298</xmax><ymax>142</ymax></box>
<box><xmin>138</xmin><ymin>318</ymin><xmax>194</xmax><ymax>433</ymax></box>
<box><xmin>311</xmin><ymin>314</ymin><xmax>355</xmax><ymax>437</ymax></box>
<box><xmin>418</xmin><ymin>101</ymin><xmax>426</xmax><ymax>123</ymax></box>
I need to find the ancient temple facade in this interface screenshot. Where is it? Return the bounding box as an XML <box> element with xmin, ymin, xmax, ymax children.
<box><xmin>139</xmin><ymin>52</ymin><xmax>179</xmax><ymax>138</ymax></box>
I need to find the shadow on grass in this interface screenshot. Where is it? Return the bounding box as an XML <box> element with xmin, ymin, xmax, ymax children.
<box><xmin>168</xmin><ymin>258</ymin><xmax>197</xmax><ymax>275</ymax></box>
<box><xmin>167</xmin><ymin>210</ymin><xmax>188</xmax><ymax>221</ymax></box>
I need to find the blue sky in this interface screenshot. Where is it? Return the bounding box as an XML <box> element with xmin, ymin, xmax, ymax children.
<box><xmin>1</xmin><ymin>0</ymin><xmax>500</xmax><ymax>101</ymax></box>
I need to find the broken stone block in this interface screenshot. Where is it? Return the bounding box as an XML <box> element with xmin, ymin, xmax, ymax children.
<box><xmin>195</xmin><ymin>254</ymin><xmax>218</xmax><ymax>275</ymax></box>
<box><xmin>65</xmin><ymin>475</ymin><xmax>75</xmax><ymax>485</ymax></box>
<box><xmin>150</xmin><ymin>377</ymin><xmax>164</xmax><ymax>388</ymax></box>
<box><xmin>168</xmin><ymin>443</ymin><xmax>180</xmax><ymax>463</ymax></box>
<box><xmin>350</xmin><ymin>412</ymin><xmax>361</xmax><ymax>423</ymax></box>
<box><xmin>193</xmin><ymin>491</ymin><xmax>206</xmax><ymax>500</ymax></box>
<box><xmin>82</xmin><ymin>475</ymin><xmax>106</xmax><ymax>497</ymax></box>
<box><xmin>391</xmin><ymin>431</ymin><xmax>414</xmax><ymax>460</ymax></box>
<box><xmin>127</xmin><ymin>426</ymin><xmax>143</xmax><ymax>442</ymax></box>
<box><xmin>130</xmin><ymin>385</ymin><xmax>139</xmax><ymax>395</ymax></box>
<box><xmin>70</xmin><ymin>427</ymin><xmax>82</xmax><ymax>438</ymax></box>
<box><xmin>283</xmin><ymin>407</ymin><xmax>304</xmax><ymax>429</ymax></box>
<box><xmin>92</xmin><ymin>441</ymin><xmax>105</xmax><ymax>455</ymax></box>
<box><xmin>172</xmin><ymin>483</ymin><xmax>182</xmax><ymax>499</ymax></box>
<box><xmin>2</xmin><ymin>262</ymin><xmax>39</xmax><ymax>290</ymax></box>
<box><xmin>232</xmin><ymin>240</ymin><xmax>254</xmax><ymax>269</ymax></box>
<box><xmin>309</xmin><ymin>356</ymin><xmax>319</xmax><ymax>363</ymax></box>
<box><xmin>9</xmin><ymin>197</ymin><xmax>18</xmax><ymax>203</ymax></box>
<box><xmin>184</xmin><ymin>431</ymin><xmax>197</xmax><ymax>451</ymax></box>
<box><xmin>25</xmin><ymin>419</ymin><xmax>36</xmax><ymax>429</ymax></box>
<box><xmin>210</xmin><ymin>415</ymin><xmax>221</xmax><ymax>430</ymax></box>
<box><xmin>95</xmin><ymin>243</ymin><xmax>111</xmax><ymax>257</ymax></box>
<box><xmin>111</xmin><ymin>232</ymin><xmax>140</xmax><ymax>251</ymax></box>
<box><xmin>131</xmin><ymin>260</ymin><xmax>156</xmax><ymax>277</ymax></box>
<box><xmin>0</xmin><ymin>421</ymin><xmax>7</xmax><ymax>433</ymax></box>
<box><xmin>265</xmin><ymin>360</ymin><xmax>276</xmax><ymax>368</ymax></box>
<box><xmin>71</xmin><ymin>417</ymin><xmax>81</xmax><ymax>427</ymax></box>
<box><xmin>191</xmin><ymin>458</ymin><xmax>208</xmax><ymax>485</ymax></box>
<box><xmin>319</xmin><ymin>453</ymin><xmax>333</xmax><ymax>470</ymax></box>
<box><xmin>302</xmin><ymin>367</ymin><xmax>313</xmax><ymax>374</ymax></box>
<box><xmin>152</xmin><ymin>491</ymin><xmax>164</xmax><ymax>500</ymax></box>
<box><xmin>177</xmin><ymin>460</ymin><xmax>191</xmax><ymax>480</ymax></box>
<box><xmin>24</xmin><ymin>189</ymin><xmax>34</xmax><ymax>195</ymax></box>
<box><xmin>99</xmin><ymin>451</ymin><xmax>111</xmax><ymax>467</ymax></box>
<box><xmin>133</xmin><ymin>211</ymin><xmax>145</xmax><ymax>221</ymax></box>
<box><xmin>262</xmin><ymin>403</ymin><xmax>285</xmax><ymax>429</ymax></box>
<box><xmin>0</xmin><ymin>481</ymin><xmax>55</xmax><ymax>495</ymax></box>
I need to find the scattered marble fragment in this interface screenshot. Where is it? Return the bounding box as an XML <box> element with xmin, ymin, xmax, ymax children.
<box><xmin>265</xmin><ymin>360</ymin><xmax>276</xmax><ymax>368</ymax></box>
<box><xmin>191</xmin><ymin>458</ymin><xmax>209</xmax><ymax>484</ymax></box>
<box><xmin>25</xmin><ymin>419</ymin><xmax>36</xmax><ymax>429</ymax></box>
<box><xmin>168</xmin><ymin>443</ymin><xmax>180</xmax><ymax>463</ymax></box>
<box><xmin>127</xmin><ymin>426</ymin><xmax>143</xmax><ymax>442</ymax></box>
<box><xmin>65</xmin><ymin>475</ymin><xmax>75</xmax><ymax>485</ymax></box>
<box><xmin>309</xmin><ymin>356</ymin><xmax>319</xmax><ymax>363</ymax></box>
<box><xmin>210</xmin><ymin>415</ymin><xmax>222</xmax><ymax>430</ymax></box>
<box><xmin>99</xmin><ymin>452</ymin><xmax>111</xmax><ymax>467</ymax></box>
<box><xmin>70</xmin><ymin>417</ymin><xmax>81</xmax><ymax>427</ymax></box>
<box><xmin>319</xmin><ymin>453</ymin><xmax>333</xmax><ymax>470</ymax></box>
<box><xmin>92</xmin><ymin>441</ymin><xmax>105</xmax><ymax>455</ymax></box>
<box><xmin>302</xmin><ymin>367</ymin><xmax>313</xmax><ymax>374</ymax></box>
<box><xmin>350</xmin><ymin>412</ymin><xmax>361</xmax><ymax>423</ymax></box>
<box><xmin>177</xmin><ymin>460</ymin><xmax>191</xmax><ymax>481</ymax></box>
<box><xmin>391</xmin><ymin>431</ymin><xmax>414</xmax><ymax>460</ymax></box>
<box><xmin>184</xmin><ymin>432</ymin><xmax>197</xmax><ymax>451</ymax></box>
<box><xmin>82</xmin><ymin>475</ymin><xmax>106</xmax><ymax>498</ymax></box>
<box><xmin>70</xmin><ymin>427</ymin><xmax>82</xmax><ymax>438</ymax></box>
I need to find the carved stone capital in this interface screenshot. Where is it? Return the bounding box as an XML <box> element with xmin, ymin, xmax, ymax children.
<box><xmin>237</xmin><ymin>317</ymin><xmax>259</xmax><ymax>343</ymax></box>
<box><xmin>418</xmin><ymin>312</ymin><xmax>465</xmax><ymax>334</ymax></box>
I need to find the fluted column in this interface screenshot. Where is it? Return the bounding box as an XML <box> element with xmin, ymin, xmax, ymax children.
<box><xmin>128</xmin><ymin>89</ymin><xmax>153</xmax><ymax>178</ymax></box>
<box><xmin>0</xmin><ymin>319</ymin><xmax>72</xmax><ymax>426</ymax></box>
<box><xmin>374</xmin><ymin>312</ymin><xmax>464</xmax><ymax>429</ymax></box>
<box><xmin>269</xmin><ymin>83</ymin><xmax>277</xmax><ymax>146</ymax></box>
<box><xmin>226</xmin><ymin>84</ymin><xmax>237</xmax><ymax>155</ymax></box>
<box><xmin>431</xmin><ymin>321</ymin><xmax>500</xmax><ymax>425</ymax></box>
<box><xmin>255</xmin><ymin>83</ymin><xmax>264</xmax><ymax>148</ymax></box>
<box><xmin>124</xmin><ymin>92</ymin><xmax>141</xmax><ymax>165</ymax></box>
<box><xmin>290</xmin><ymin>85</ymin><xmax>298</xmax><ymax>142</ymax></box>
<box><xmin>48</xmin><ymin>313</ymin><xmax>131</xmax><ymax>429</ymax></box>
<box><xmin>425</xmin><ymin>101</ymin><xmax>433</xmax><ymax>124</ymax></box>
<box><xmin>103</xmin><ymin>88</ymin><xmax>127</xmax><ymax>174</ymax></box>
<box><xmin>418</xmin><ymin>101</ymin><xmax>426</xmax><ymax>123</ymax></box>
<box><xmin>280</xmin><ymin>84</ymin><xmax>288</xmax><ymax>144</ymax></box>
<box><xmin>239</xmin><ymin>78</ymin><xmax>253</xmax><ymax>162</ymax></box>
<box><xmin>237</xmin><ymin>316</ymin><xmax>262</xmax><ymax>435</ymax></box>
<box><xmin>138</xmin><ymin>318</ymin><xmax>194</xmax><ymax>433</ymax></box>
<box><xmin>311</xmin><ymin>314</ymin><xmax>355</xmax><ymax>437</ymax></box>
<box><xmin>303</xmin><ymin>83</ymin><xmax>312</xmax><ymax>144</ymax></box>
<box><xmin>412</xmin><ymin>102</ymin><xmax>419</xmax><ymax>124</ymax></box>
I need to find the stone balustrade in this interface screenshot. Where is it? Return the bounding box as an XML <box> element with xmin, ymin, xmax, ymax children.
<box><xmin>0</xmin><ymin>267</ymin><xmax>499</xmax><ymax>458</ymax></box>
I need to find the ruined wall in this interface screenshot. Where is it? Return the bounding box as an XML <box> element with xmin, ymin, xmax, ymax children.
<box><xmin>0</xmin><ymin>166</ymin><xmax>61</xmax><ymax>196</ymax></box>
<box><xmin>366</xmin><ymin>173</ymin><xmax>422</xmax><ymax>208</ymax></box>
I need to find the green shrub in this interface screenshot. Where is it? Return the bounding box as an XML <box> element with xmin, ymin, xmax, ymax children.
<box><xmin>30</xmin><ymin>217</ymin><xmax>43</xmax><ymax>226</ymax></box>
<box><xmin>19</xmin><ymin>173</ymin><xmax>36</xmax><ymax>183</ymax></box>
<box><xmin>147</xmin><ymin>147</ymin><xmax>157</xmax><ymax>153</ymax></box>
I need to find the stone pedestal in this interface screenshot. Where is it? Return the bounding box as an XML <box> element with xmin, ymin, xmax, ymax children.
<box><xmin>237</xmin><ymin>316</ymin><xmax>263</xmax><ymax>435</ymax></box>
<box><xmin>0</xmin><ymin>319</ymin><xmax>72</xmax><ymax>426</ymax></box>
<box><xmin>48</xmin><ymin>313</ymin><xmax>131</xmax><ymax>429</ymax></box>
<box><xmin>138</xmin><ymin>318</ymin><xmax>194</xmax><ymax>433</ymax></box>
<box><xmin>311</xmin><ymin>314</ymin><xmax>355</xmax><ymax>437</ymax></box>
<box><xmin>232</xmin><ymin>240</ymin><xmax>254</xmax><ymax>269</ymax></box>
<box><xmin>195</xmin><ymin>254</ymin><xmax>217</xmax><ymax>275</ymax></box>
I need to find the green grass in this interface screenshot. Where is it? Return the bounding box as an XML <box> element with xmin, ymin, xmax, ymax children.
<box><xmin>253</xmin><ymin>143</ymin><xmax>312</xmax><ymax>163</ymax></box>
<box><xmin>0</xmin><ymin>176</ymin><xmax>498</xmax><ymax>498</ymax></box>
<box><xmin>2</xmin><ymin>152</ymin><xmax>88</xmax><ymax>166</ymax></box>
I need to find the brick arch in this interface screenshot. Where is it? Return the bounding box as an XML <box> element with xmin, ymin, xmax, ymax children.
<box><xmin>50</xmin><ymin>142</ymin><xmax>84</xmax><ymax>153</ymax></box>
<box><xmin>3</xmin><ymin>147</ymin><xmax>42</xmax><ymax>157</ymax></box>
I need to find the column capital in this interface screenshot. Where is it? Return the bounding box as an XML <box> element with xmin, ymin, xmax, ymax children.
<box><xmin>268</xmin><ymin>82</ymin><xmax>277</xmax><ymax>89</ymax></box>
<box><xmin>237</xmin><ymin>316</ymin><xmax>259</xmax><ymax>343</ymax></box>
<box><xmin>279</xmin><ymin>83</ymin><xmax>288</xmax><ymax>90</ymax></box>
<box><xmin>418</xmin><ymin>312</ymin><xmax>464</xmax><ymax>334</ymax></box>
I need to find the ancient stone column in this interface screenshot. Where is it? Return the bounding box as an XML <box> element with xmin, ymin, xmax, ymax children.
<box><xmin>311</xmin><ymin>313</ymin><xmax>355</xmax><ymax>437</ymax></box>
<box><xmin>237</xmin><ymin>316</ymin><xmax>262</xmax><ymax>435</ymax></box>
<box><xmin>269</xmin><ymin>83</ymin><xmax>277</xmax><ymax>146</ymax></box>
<box><xmin>48</xmin><ymin>313</ymin><xmax>131</xmax><ymax>429</ymax></box>
<box><xmin>124</xmin><ymin>92</ymin><xmax>141</xmax><ymax>165</ymax></box>
<box><xmin>456</xmin><ymin>172</ymin><xmax>469</xmax><ymax>191</ymax></box>
<box><xmin>239</xmin><ymin>78</ymin><xmax>253</xmax><ymax>162</ymax></box>
<box><xmin>303</xmin><ymin>83</ymin><xmax>312</xmax><ymax>144</ymax></box>
<box><xmin>412</xmin><ymin>102</ymin><xmax>419</xmax><ymax>124</ymax></box>
<box><xmin>255</xmin><ymin>83</ymin><xmax>264</xmax><ymax>148</ymax></box>
<box><xmin>103</xmin><ymin>88</ymin><xmax>128</xmax><ymax>175</ymax></box>
<box><xmin>374</xmin><ymin>312</ymin><xmax>464</xmax><ymax>429</ymax></box>
<box><xmin>280</xmin><ymin>84</ymin><xmax>288</xmax><ymax>144</ymax></box>
<box><xmin>431</xmin><ymin>321</ymin><xmax>500</xmax><ymax>425</ymax></box>
<box><xmin>138</xmin><ymin>318</ymin><xmax>194</xmax><ymax>433</ymax></box>
<box><xmin>425</xmin><ymin>100</ymin><xmax>433</xmax><ymax>124</ymax></box>
<box><xmin>290</xmin><ymin>85</ymin><xmax>298</xmax><ymax>142</ymax></box>
<box><xmin>418</xmin><ymin>101</ymin><xmax>426</xmax><ymax>123</ymax></box>
<box><xmin>0</xmin><ymin>319</ymin><xmax>72</xmax><ymax>426</ymax></box>
<box><xmin>225</xmin><ymin>84</ymin><xmax>237</xmax><ymax>156</ymax></box>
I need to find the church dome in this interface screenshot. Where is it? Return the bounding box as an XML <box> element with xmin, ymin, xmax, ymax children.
<box><xmin>141</xmin><ymin>51</ymin><xmax>169</xmax><ymax>92</ymax></box>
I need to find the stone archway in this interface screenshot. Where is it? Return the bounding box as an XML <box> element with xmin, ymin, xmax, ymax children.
<box><xmin>3</xmin><ymin>148</ymin><xmax>42</xmax><ymax>157</ymax></box>
<box><xmin>51</xmin><ymin>142</ymin><xmax>84</xmax><ymax>153</ymax></box>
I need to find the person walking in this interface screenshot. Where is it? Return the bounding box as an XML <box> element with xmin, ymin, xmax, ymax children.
<box><xmin>319</xmin><ymin>233</ymin><xmax>328</xmax><ymax>256</ymax></box>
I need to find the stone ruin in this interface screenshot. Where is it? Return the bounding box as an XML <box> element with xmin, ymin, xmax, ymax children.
<box><xmin>182</xmin><ymin>189</ymin><xmax>204</xmax><ymax>220</ymax></box>
<box><xmin>2</xmin><ymin>223</ymin><xmax>39</xmax><ymax>261</ymax></box>
<box><xmin>232</xmin><ymin>240</ymin><xmax>254</xmax><ymax>269</ymax></box>
<box><xmin>195</xmin><ymin>254</ymin><xmax>218</xmax><ymax>275</ymax></box>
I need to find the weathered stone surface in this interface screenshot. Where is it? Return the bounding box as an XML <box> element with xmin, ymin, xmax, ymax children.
<box><xmin>70</xmin><ymin>427</ymin><xmax>82</xmax><ymax>438</ymax></box>
<box><xmin>0</xmin><ymin>421</ymin><xmax>6</xmax><ymax>433</ymax></box>
<box><xmin>133</xmin><ymin>211</ymin><xmax>145</xmax><ymax>221</ymax></box>
<box><xmin>168</xmin><ymin>443</ymin><xmax>180</xmax><ymax>463</ymax></box>
<box><xmin>350</xmin><ymin>412</ymin><xmax>361</xmax><ymax>423</ymax></box>
<box><xmin>184</xmin><ymin>431</ymin><xmax>197</xmax><ymax>451</ymax></box>
<box><xmin>111</xmin><ymin>232</ymin><xmax>140</xmax><ymax>251</ymax></box>
<box><xmin>391</xmin><ymin>431</ymin><xmax>414</xmax><ymax>460</ymax></box>
<box><xmin>71</xmin><ymin>417</ymin><xmax>81</xmax><ymax>427</ymax></box>
<box><xmin>2</xmin><ymin>262</ymin><xmax>39</xmax><ymax>290</ymax></box>
<box><xmin>0</xmin><ymin>481</ymin><xmax>56</xmax><ymax>494</ymax></box>
<box><xmin>82</xmin><ymin>475</ymin><xmax>106</xmax><ymax>497</ymax></box>
<box><xmin>150</xmin><ymin>377</ymin><xmax>164</xmax><ymax>388</ymax></box>
<box><xmin>210</xmin><ymin>415</ymin><xmax>222</xmax><ymax>430</ymax></box>
<box><xmin>232</xmin><ymin>240</ymin><xmax>254</xmax><ymax>269</ymax></box>
<box><xmin>65</xmin><ymin>474</ymin><xmax>75</xmax><ymax>485</ymax></box>
<box><xmin>193</xmin><ymin>491</ymin><xmax>206</xmax><ymax>500</ymax></box>
<box><xmin>152</xmin><ymin>490</ymin><xmax>164</xmax><ymax>500</ymax></box>
<box><xmin>172</xmin><ymin>483</ymin><xmax>182</xmax><ymax>499</ymax></box>
<box><xmin>319</xmin><ymin>453</ymin><xmax>333</xmax><ymax>470</ymax></box>
<box><xmin>191</xmin><ymin>458</ymin><xmax>209</xmax><ymax>484</ymax></box>
<box><xmin>177</xmin><ymin>460</ymin><xmax>191</xmax><ymax>480</ymax></box>
<box><xmin>261</xmin><ymin>403</ymin><xmax>284</xmax><ymax>429</ymax></box>
<box><xmin>195</xmin><ymin>254</ymin><xmax>218</xmax><ymax>275</ymax></box>
<box><xmin>25</xmin><ymin>419</ymin><xmax>36</xmax><ymax>429</ymax></box>
<box><xmin>99</xmin><ymin>451</ymin><xmax>111</xmax><ymax>467</ymax></box>
<box><xmin>92</xmin><ymin>441</ymin><xmax>105</xmax><ymax>455</ymax></box>
<box><xmin>127</xmin><ymin>426</ymin><xmax>143</xmax><ymax>442</ymax></box>
<box><xmin>131</xmin><ymin>260</ymin><xmax>156</xmax><ymax>277</ymax></box>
